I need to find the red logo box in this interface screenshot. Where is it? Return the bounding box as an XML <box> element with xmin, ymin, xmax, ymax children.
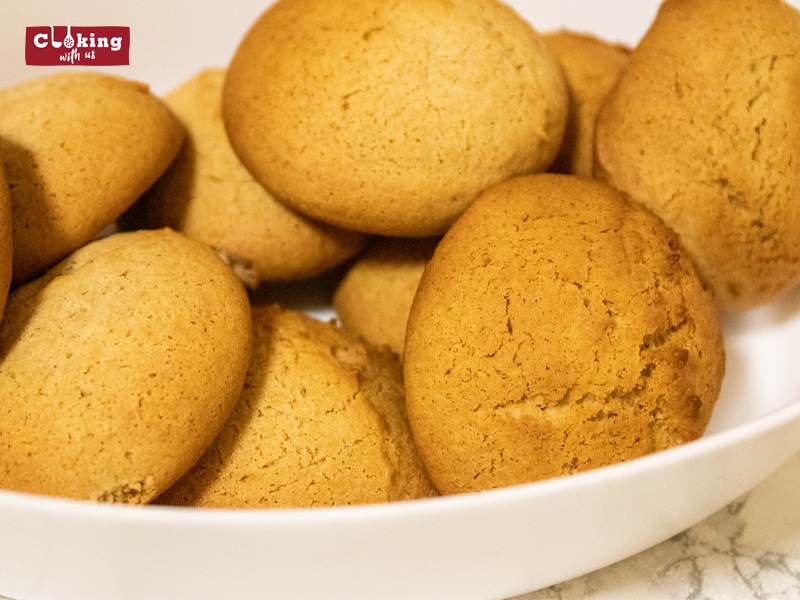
<box><xmin>26</xmin><ymin>26</ymin><xmax>130</xmax><ymax>66</ymax></box>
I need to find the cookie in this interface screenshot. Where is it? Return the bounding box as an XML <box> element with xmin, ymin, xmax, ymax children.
<box><xmin>124</xmin><ymin>68</ymin><xmax>368</xmax><ymax>286</ymax></box>
<box><xmin>0</xmin><ymin>161</ymin><xmax>12</xmax><ymax>317</ymax></box>
<box><xmin>222</xmin><ymin>0</ymin><xmax>568</xmax><ymax>237</ymax></box>
<box><xmin>333</xmin><ymin>236</ymin><xmax>439</xmax><ymax>358</ymax></box>
<box><xmin>594</xmin><ymin>0</ymin><xmax>800</xmax><ymax>313</ymax></box>
<box><xmin>404</xmin><ymin>174</ymin><xmax>725</xmax><ymax>495</ymax></box>
<box><xmin>0</xmin><ymin>228</ymin><xmax>253</xmax><ymax>504</ymax></box>
<box><xmin>157</xmin><ymin>304</ymin><xmax>438</xmax><ymax>508</ymax></box>
<box><xmin>0</xmin><ymin>71</ymin><xmax>184</xmax><ymax>286</ymax></box>
<box><xmin>544</xmin><ymin>30</ymin><xmax>629</xmax><ymax>177</ymax></box>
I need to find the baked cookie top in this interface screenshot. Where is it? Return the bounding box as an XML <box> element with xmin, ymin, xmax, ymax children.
<box><xmin>594</xmin><ymin>0</ymin><xmax>800</xmax><ymax>313</ymax></box>
<box><xmin>126</xmin><ymin>68</ymin><xmax>368</xmax><ymax>286</ymax></box>
<box><xmin>334</xmin><ymin>236</ymin><xmax>439</xmax><ymax>358</ymax></box>
<box><xmin>0</xmin><ymin>228</ymin><xmax>252</xmax><ymax>504</ymax></box>
<box><xmin>544</xmin><ymin>30</ymin><xmax>629</xmax><ymax>177</ymax></box>
<box><xmin>404</xmin><ymin>173</ymin><xmax>725</xmax><ymax>494</ymax></box>
<box><xmin>222</xmin><ymin>0</ymin><xmax>568</xmax><ymax>237</ymax></box>
<box><xmin>158</xmin><ymin>304</ymin><xmax>437</xmax><ymax>508</ymax></box>
<box><xmin>0</xmin><ymin>71</ymin><xmax>184</xmax><ymax>286</ymax></box>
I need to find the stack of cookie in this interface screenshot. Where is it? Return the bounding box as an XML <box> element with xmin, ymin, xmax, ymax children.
<box><xmin>0</xmin><ymin>0</ymin><xmax>797</xmax><ymax>506</ymax></box>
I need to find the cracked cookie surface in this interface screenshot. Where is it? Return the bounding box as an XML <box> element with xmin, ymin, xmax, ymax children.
<box><xmin>403</xmin><ymin>174</ymin><xmax>725</xmax><ymax>494</ymax></box>
<box><xmin>594</xmin><ymin>0</ymin><xmax>800</xmax><ymax>313</ymax></box>
<box><xmin>157</xmin><ymin>304</ymin><xmax>437</xmax><ymax>508</ymax></box>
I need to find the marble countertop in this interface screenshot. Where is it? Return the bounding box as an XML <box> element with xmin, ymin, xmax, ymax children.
<box><xmin>518</xmin><ymin>451</ymin><xmax>800</xmax><ymax>600</ymax></box>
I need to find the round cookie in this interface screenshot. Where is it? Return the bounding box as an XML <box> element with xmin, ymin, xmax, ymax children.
<box><xmin>0</xmin><ymin>228</ymin><xmax>253</xmax><ymax>504</ymax></box>
<box><xmin>593</xmin><ymin>0</ymin><xmax>800</xmax><ymax>313</ymax></box>
<box><xmin>404</xmin><ymin>174</ymin><xmax>726</xmax><ymax>495</ymax></box>
<box><xmin>0</xmin><ymin>161</ymin><xmax>13</xmax><ymax>317</ymax></box>
<box><xmin>544</xmin><ymin>29</ymin><xmax>629</xmax><ymax>177</ymax></box>
<box><xmin>0</xmin><ymin>71</ymin><xmax>184</xmax><ymax>286</ymax></box>
<box><xmin>222</xmin><ymin>0</ymin><xmax>568</xmax><ymax>237</ymax></box>
<box><xmin>124</xmin><ymin>68</ymin><xmax>368</xmax><ymax>286</ymax></box>
<box><xmin>157</xmin><ymin>304</ymin><xmax>438</xmax><ymax>508</ymax></box>
<box><xmin>334</xmin><ymin>236</ymin><xmax>439</xmax><ymax>358</ymax></box>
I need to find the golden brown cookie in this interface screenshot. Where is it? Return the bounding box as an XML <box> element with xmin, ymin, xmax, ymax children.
<box><xmin>544</xmin><ymin>29</ymin><xmax>629</xmax><ymax>177</ymax></box>
<box><xmin>124</xmin><ymin>68</ymin><xmax>368</xmax><ymax>286</ymax></box>
<box><xmin>594</xmin><ymin>0</ymin><xmax>800</xmax><ymax>313</ymax></box>
<box><xmin>0</xmin><ymin>228</ymin><xmax>253</xmax><ymax>504</ymax></box>
<box><xmin>0</xmin><ymin>71</ymin><xmax>184</xmax><ymax>287</ymax></box>
<box><xmin>404</xmin><ymin>174</ymin><xmax>725</xmax><ymax>495</ymax></box>
<box><xmin>222</xmin><ymin>0</ymin><xmax>568</xmax><ymax>237</ymax></box>
<box><xmin>334</xmin><ymin>236</ymin><xmax>438</xmax><ymax>358</ymax></box>
<box><xmin>158</xmin><ymin>304</ymin><xmax>438</xmax><ymax>508</ymax></box>
<box><xmin>0</xmin><ymin>161</ymin><xmax>12</xmax><ymax>317</ymax></box>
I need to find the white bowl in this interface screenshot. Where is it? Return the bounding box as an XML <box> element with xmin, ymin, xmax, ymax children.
<box><xmin>2</xmin><ymin>2</ymin><xmax>800</xmax><ymax>599</ymax></box>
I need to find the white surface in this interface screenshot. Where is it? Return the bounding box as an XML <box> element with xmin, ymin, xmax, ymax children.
<box><xmin>1</xmin><ymin>1</ymin><xmax>800</xmax><ymax>599</ymax></box>
<box><xmin>522</xmin><ymin>449</ymin><xmax>800</xmax><ymax>600</ymax></box>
